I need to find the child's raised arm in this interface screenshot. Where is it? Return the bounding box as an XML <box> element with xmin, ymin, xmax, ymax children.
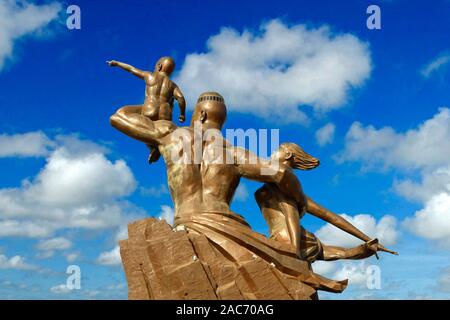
<box><xmin>107</xmin><ymin>60</ymin><xmax>148</xmax><ymax>79</ymax></box>
<box><xmin>173</xmin><ymin>85</ymin><xmax>186</xmax><ymax>122</ymax></box>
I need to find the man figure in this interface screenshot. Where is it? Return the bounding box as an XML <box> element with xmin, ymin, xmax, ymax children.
<box><xmin>107</xmin><ymin>56</ymin><xmax>186</xmax><ymax>163</ymax></box>
<box><xmin>110</xmin><ymin>92</ymin><xmax>304</xmax><ymax>218</ymax></box>
<box><xmin>110</xmin><ymin>92</ymin><xmax>346</xmax><ymax>294</ymax></box>
<box><xmin>255</xmin><ymin>142</ymin><xmax>398</xmax><ymax>262</ymax></box>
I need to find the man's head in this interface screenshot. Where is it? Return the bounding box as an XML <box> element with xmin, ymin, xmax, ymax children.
<box><xmin>155</xmin><ymin>56</ymin><xmax>175</xmax><ymax>75</ymax></box>
<box><xmin>191</xmin><ymin>92</ymin><xmax>227</xmax><ymax>131</ymax></box>
<box><xmin>271</xmin><ymin>143</ymin><xmax>320</xmax><ymax>170</ymax></box>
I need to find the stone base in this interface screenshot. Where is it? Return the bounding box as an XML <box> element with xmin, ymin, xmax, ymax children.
<box><xmin>120</xmin><ymin>218</ymin><xmax>318</xmax><ymax>300</ymax></box>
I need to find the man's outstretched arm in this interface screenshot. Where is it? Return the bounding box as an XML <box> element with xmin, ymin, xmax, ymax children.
<box><xmin>107</xmin><ymin>60</ymin><xmax>148</xmax><ymax>79</ymax></box>
<box><xmin>235</xmin><ymin>147</ymin><xmax>307</xmax><ymax>209</ymax></box>
<box><xmin>110</xmin><ymin>106</ymin><xmax>163</xmax><ymax>145</ymax></box>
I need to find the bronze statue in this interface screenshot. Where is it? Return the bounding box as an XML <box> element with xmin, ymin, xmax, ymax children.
<box><xmin>107</xmin><ymin>56</ymin><xmax>186</xmax><ymax>163</ymax></box>
<box><xmin>256</xmin><ymin>142</ymin><xmax>397</xmax><ymax>262</ymax></box>
<box><xmin>108</xmin><ymin>58</ymin><xmax>397</xmax><ymax>300</ymax></box>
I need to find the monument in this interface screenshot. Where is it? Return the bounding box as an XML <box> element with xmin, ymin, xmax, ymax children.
<box><xmin>107</xmin><ymin>57</ymin><xmax>397</xmax><ymax>300</ymax></box>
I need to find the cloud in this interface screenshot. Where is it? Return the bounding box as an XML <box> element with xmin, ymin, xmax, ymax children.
<box><xmin>175</xmin><ymin>19</ymin><xmax>372</xmax><ymax>123</ymax></box>
<box><xmin>0</xmin><ymin>220</ymin><xmax>54</xmax><ymax>238</ymax></box>
<box><xmin>0</xmin><ymin>254</ymin><xmax>36</xmax><ymax>270</ymax></box>
<box><xmin>403</xmin><ymin>193</ymin><xmax>450</xmax><ymax>248</ymax></box>
<box><xmin>421</xmin><ymin>53</ymin><xmax>450</xmax><ymax>78</ymax></box>
<box><xmin>0</xmin><ymin>133</ymin><xmax>137</xmax><ymax>238</ymax></box>
<box><xmin>437</xmin><ymin>266</ymin><xmax>450</xmax><ymax>293</ymax></box>
<box><xmin>338</xmin><ymin>108</ymin><xmax>450</xmax><ymax>171</ymax></box>
<box><xmin>234</xmin><ymin>183</ymin><xmax>249</xmax><ymax>202</ymax></box>
<box><xmin>315</xmin><ymin>122</ymin><xmax>336</xmax><ymax>146</ymax></box>
<box><xmin>315</xmin><ymin>213</ymin><xmax>398</xmax><ymax>247</ymax></box>
<box><xmin>64</xmin><ymin>252</ymin><xmax>79</xmax><ymax>263</ymax></box>
<box><xmin>0</xmin><ymin>0</ymin><xmax>61</xmax><ymax>70</ymax></box>
<box><xmin>0</xmin><ymin>131</ymin><xmax>54</xmax><ymax>157</ymax></box>
<box><xmin>339</xmin><ymin>108</ymin><xmax>450</xmax><ymax>248</ymax></box>
<box><xmin>139</xmin><ymin>184</ymin><xmax>169</xmax><ymax>197</ymax></box>
<box><xmin>37</xmin><ymin>237</ymin><xmax>72</xmax><ymax>251</ymax></box>
<box><xmin>50</xmin><ymin>284</ymin><xmax>71</xmax><ymax>294</ymax></box>
<box><xmin>332</xmin><ymin>261</ymin><xmax>370</xmax><ymax>288</ymax></box>
<box><xmin>97</xmin><ymin>246</ymin><xmax>121</xmax><ymax>266</ymax></box>
<box><xmin>312</xmin><ymin>260</ymin><xmax>337</xmax><ymax>275</ymax></box>
<box><xmin>158</xmin><ymin>205</ymin><xmax>174</xmax><ymax>225</ymax></box>
<box><xmin>394</xmin><ymin>165</ymin><xmax>450</xmax><ymax>204</ymax></box>
<box><xmin>96</xmin><ymin>207</ymin><xmax>164</xmax><ymax>267</ymax></box>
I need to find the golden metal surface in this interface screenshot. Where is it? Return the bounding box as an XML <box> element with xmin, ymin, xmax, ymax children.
<box><xmin>109</xmin><ymin>57</ymin><xmax>397</xmax><ymax>299</ymax></box>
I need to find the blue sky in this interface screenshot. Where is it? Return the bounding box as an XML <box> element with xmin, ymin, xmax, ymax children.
<box><xmin>0</xmin><ymin>0</ymin><xmax>449</xmax><ymax>299</ymax></box>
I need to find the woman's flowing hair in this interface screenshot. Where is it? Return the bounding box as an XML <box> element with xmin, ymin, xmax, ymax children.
<box><xmin>280</xmin><ymin>142</ymin><xmax>320</xmax><ymax>170</ymax></box>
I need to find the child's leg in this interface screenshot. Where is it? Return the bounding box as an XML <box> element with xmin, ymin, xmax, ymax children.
<box><xmin>147</xmin><ymin>144</ymin><xmax>161</xmax><ymax>164</ymax></box>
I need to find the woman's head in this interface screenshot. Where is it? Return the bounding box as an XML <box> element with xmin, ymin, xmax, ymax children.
<box><xmin>272</xmin><ymin>142</ymin><xmax>320</xmax><ymax>170</ymax></box>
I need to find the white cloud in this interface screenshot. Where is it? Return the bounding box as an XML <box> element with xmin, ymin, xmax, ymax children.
<box><xmin>158</xmin><ymin>205</ymin><xmax>174</xmax><ymax>225</ymax></box>
<box><xmin>403</xmin><ymin>193</ymin><xmax>450</xmax><ymax>248</ymax></box>
<box><xmin>85</xmin><ymin>289</ymin><xmax>100</xmax><ymax>298</ymax></box>
<box><xmin>140</xmin><ymin>184</ymin><xmax>169</xmax><ymax>197</ymax></box>
<box><xmin>0</xmin><ymin>254</ymin><xmax>36</xmax><ymax>270</ymax></box>
<box><xmin>64</xmin><ymin>252</ymin><xmax>79</xmax><ymax>263</ymax></box>
<box><xmin>437</xmin><ymin>267</ymin><xmax>450</xmax><ymax>293</ymax></box>
<box><xmin>37</xmin><ymin>237</ymin><xmax>71</xmax><ymax>251</ymax></box>
<box><xmin>313</xmin><ymin>260</ymin><xmax>382</xmax><ymax>293</ymax></box>
<box><xmin>97</xmin><ymin>246</ymin><xmax>121</xmax><ymax>266</ymax></box>
<box><xmin>0</xmin><ymin>131</ymin><xmax>54</xmax><ymax>157</ymax></box>
<box><xmin>0</xmin><ymin>220</ymin><xmax>53</xmax><ymax>237</ymax></box>
<box><xmin>394</xmin><ymin>165</ymin><xmax>450</xmax><ymax>203</ymax></box>
<box><xmin>338</xmin><ymin>108</ymin><xmax>450</xmax><ymax>171</ymax></box>
<box><xmin>315</xmin><ymin>122</ymin><xmax>336</xmax><ymax>146</ymax></box>
<box><xmin>315</xmin><ymin>213</ymin><xmax>398</xmax><ymax>248</ymax></box>
<box><xmin>0</xmin><ymin>133</ymin><xmax>137</xmax><ymax>238</ymax></box>
<box><xmin>339</xmin><ymin>108</ymin><xmax>450</xmax><ymax>248</ymax></box>
<box><xmin>36</xmin><ymin>250</ymin><xmax>54</xmax><ymax>259</ymax></box>
<box><xmin>332</xmin><ymin>261</ymin><xmax>370</xmax><ymax>288</ymax></box>
<box><xmin>312</xmin><ymin>260</ymin><xmax>337</xmax><ymax>275</ymax></box>
<box><xmin>421</xmin><ymin>53</ymin><xmax>450</xmax><ymax>78</ymax></box>
<box><xmin>175</xmin><ymin>19</ymin><xmax>372</xmax><ymax>123</ymax></box>
<box><xmin>50</xmin><ymin>284</ymin><xmax>71</xmax><ymax>294</ymax></box>
<box><xmin>0</xmin><ymin>0</ymin><xmax>61</xmax><ymax>70</ymax></box>
<box><xmin>96</xmin><ymin>211</ymin><xmax>150</xmax><ymax>266</ymax></box>
<box><xmin>234</xmin><ymin>183</ymin><xmax>249</xmax><ymax>202</ymax></box>
<box><xmin>115</xmin><ymin>225</ymin><xmax>128</xmax><ymax>242</ymax></box>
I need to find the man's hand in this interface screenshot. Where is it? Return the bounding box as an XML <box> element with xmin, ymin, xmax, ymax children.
<box><xmin>178</xmin><ymin>115</ymin><xmax>185</xmax><ymax>123</ymax></box>
<box><xmin>106</xmin><ymin>60</ymin><xmax>118</xmax><ymax>67</ymax></box>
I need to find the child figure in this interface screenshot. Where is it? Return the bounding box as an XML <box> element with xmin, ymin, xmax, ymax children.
<box><xmin>107</xmin><ymin>56</ymin><xmax>186</xmax><ymax>163</ymax></box>
<box><xmin>255</xmin><ymin>142</ymin><xmax>397</xmax><ymax>262</ymax></box>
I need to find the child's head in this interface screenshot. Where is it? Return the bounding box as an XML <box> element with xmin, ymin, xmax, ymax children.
<box><xmin>155</xmin><ymin>56</ymin><xmax>175</xmax><ymax>75</ymax></box>
<box><xmin>272</xmin><ymin>143</ymin><xmax>320</xmax><ymax>170</ymax></box>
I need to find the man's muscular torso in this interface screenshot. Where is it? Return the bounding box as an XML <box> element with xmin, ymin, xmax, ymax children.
<box><xmin>158</xmin><ymin>127</ymin><xmax>242</xmax><ymax>216</ymax></box>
